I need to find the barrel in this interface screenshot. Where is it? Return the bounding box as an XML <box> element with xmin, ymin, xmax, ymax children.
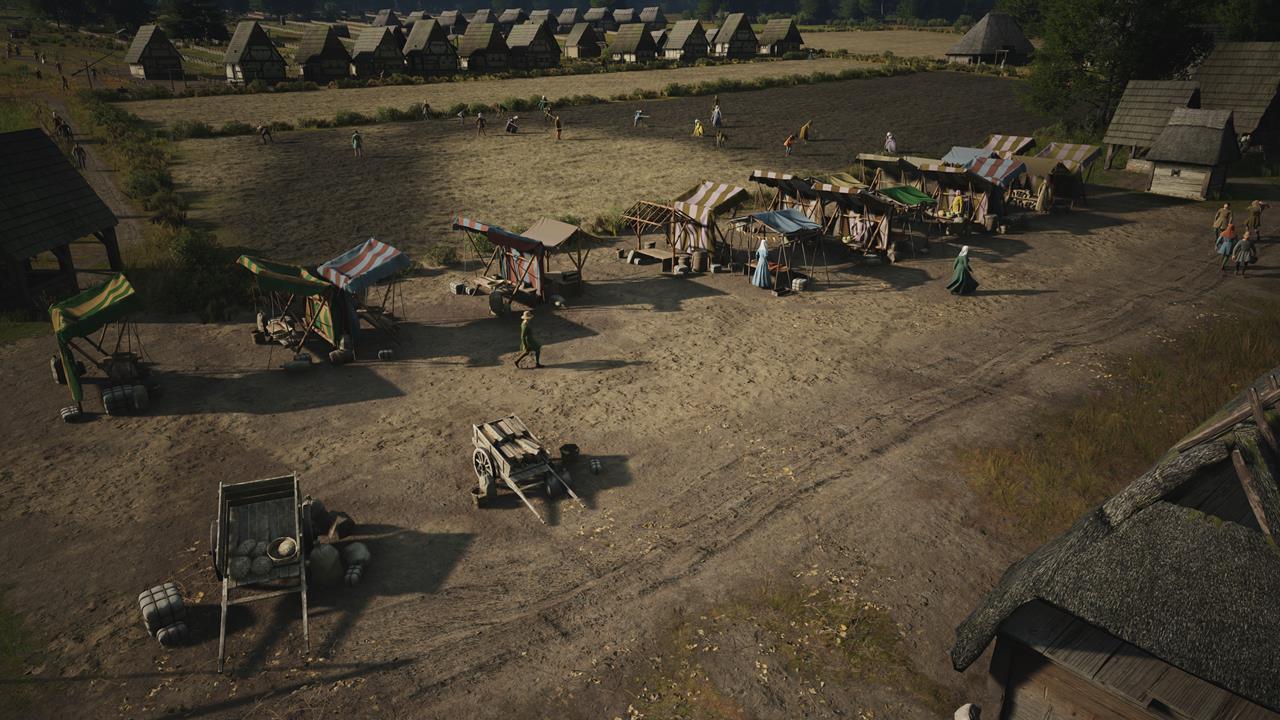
<box><xmin>691</xmin><ymin>250</ymin><xmax>706</xmax><ymax>272</ymax></box>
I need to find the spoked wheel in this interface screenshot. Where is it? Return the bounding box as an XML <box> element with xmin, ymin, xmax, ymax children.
<box><xmin>473</xmin><ymin>448</ymin><xmax>495</xmax><ymax>481</ymax></box>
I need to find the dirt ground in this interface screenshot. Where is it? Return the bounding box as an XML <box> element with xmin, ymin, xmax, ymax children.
<box><xmin>803</xmin><ymin>29</ymin><xmax>962</xmax><ymax>58</ymax></box>
<box><xmin>5</xmin><ymin>72</ymin><xmax>1280</xmax><ymax>719</ymax></box>
<box><xmin>125</xmin><ymin>56</ymin><xmax>876</xmax><ymax>129</ymax></box>
<box><xmin>170</xmin><ymin>72</ymin><xmax>1045</xmax><ymax>263</ymax></box>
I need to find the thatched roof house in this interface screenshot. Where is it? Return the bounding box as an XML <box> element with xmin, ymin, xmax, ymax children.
<box><xmin>124</xmin><ymin>24</ymin><xmax>183</xmax><ymax>81</ymax></box>
<box><xmin>350</xmin><ymin>25</ymin><xmax>405</xmax><ymax>78</ymax></box>
<box><xmin>612</xmin><ymin>8</ymin><xmax>637</xmax><ymax>25</ymax></box>
<box><xmin>507</xmin><ymin>20</ymin><xmax>560</xmax><ymax>70</ymax></box>
<box><xmin>457</xmin><ymin>23</ymin><xmax>508</xmax><ymax>73</ymax></box>
<box><xmin>584</xmin><ymin>7</ymin><xmax>617</xmax><ymax>33</ymax></box>
<box><xmin>0</xmin><ymin>129</ymin><xmax>122</xmax><ymax>311</ymax></box>
<box><xmin>403</xmin><ymin>18</ymin><xmax>457</xmax><ymax>75</ymax></box>
<box><xmin>639</xmin><ymin>6</ymin><xmax>667</xmax><ymax>29</ymax></box>
<box><xmin>945</xmin><ymin>11</ymin><xmax>1033</xmax><ymax>65</ymax></box>
<box><xmin>609</xmin><ymin>22</ymin><xmax>658</xmax><ymax>63</ymax></box>
<box><xmin>1195</xmin><ymin>42</ymin><xmax>1280</xmax><ymax>151</ymax></box>
<box><xmin>663</xmin><ymin>19</ymin><xmax>708</xmax><ymax>61</ymax></box>
<box><xmin>952</xmin><ymin>368</ymin><xmax>1280</xmax><ymax>718</ymax></box>
<box><xmin>556</xmin><ymin>8</ymin><xmax>580</xmax><ymax>32</ymax></box>
<box><xmin>1146</xmin><ymin>108</ymin><xmax>1240</xmax><ymax>200</ymax></box>
<box><xmin>295</xmin><ymin>25</ymin><xmax>351</xmax><ymax>83</ymax></box>
<box><xmin>710</xmin><ymin>13</ymin><xmax>756</xmax><ymax>59</ymax></box>
<box><xmin>564</xmin><ymin>22</ymin><xmax>601</xmax><ymax>59</ymax></box>
<box><xmin>224</xmin><ymin>21</ymin><xmax>285</xmax><ymax>84</ymax></box>
<box><xmin>1102</xmin><ymin>80</ymin><xmax>1201</xmax><ymax>168</ymax></box>
<box><xmin>371</xmin><ymin>8</ymin><xmax>401</xmax><ymax>27</ymax></box>
<box><xmin>437</xmin><ymin>10</ymin><xmax>468</xmax><ymax>37</ymax></box>
<box><xmin>757</xmin><ymin>17</ymin><xmax>803</xmax><ymax>56</ymax></box>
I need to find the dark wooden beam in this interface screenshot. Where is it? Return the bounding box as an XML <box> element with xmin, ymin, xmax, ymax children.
<box><xmin>1249</xmin><ymin>387</ymin><xmax>1280</xmax><ymax>455</ymax></box>
<box><xmin>1231</xmin><ymin>447</ymin><xmax>1274</xmax><ymax>538</ymax></box>
<box><xmin>1174</xmin><ymin>385</ymin><xmax>1280</xmax><ymax>451</ymax></box>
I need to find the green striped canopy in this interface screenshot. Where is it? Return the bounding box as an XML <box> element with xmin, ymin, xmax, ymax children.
<box><xmin>49</xmin><ymin>273</ymin><xmax>141</xmax><ymax>402</ymax></box>
<box><xmin>237</xmin><ymin>255</ymin><xmax>330</xmax><ymax>296</ymax></box>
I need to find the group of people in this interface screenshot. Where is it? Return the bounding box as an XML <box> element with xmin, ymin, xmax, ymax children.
<box><xmin>51</xmin><ymin>111</ymin><xmax>87</xmax><ymax>169</ymax></box>
<box><xmin>782</xmin><ymin>119</ymin><xmax>816</xmax><ymax>157</ymax></box>
<box><xmin>690</xmin><ymin>98</ymin><xmax>728</xmax><ymax>149</ymax></box>
<box><xmin>1213</xmin><ymin>200</ymin><xmax>1268</xmax><ymax>276</ymax></box>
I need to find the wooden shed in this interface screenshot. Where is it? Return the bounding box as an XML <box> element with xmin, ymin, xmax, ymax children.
<box><xmin>639</xmin><ymin>6</ymin><xmax>667</xmax><ymax>30</ymax></box>
<box><xmin>1146</xmin><ymin>108</ymin><xmax>1240</xmax><ymax>200</ymax></box>
<box><xmin>370</xmin><ymin>9</ymin><xmax>401</xmax><ymax>27</ymax></box>
<box><xmin>350</xmin><ymin>26</ymin><xmax>405</xmax><ymax>78</ymax></box>
<box><xmin>0</xmin><ymin>129</ymin><xmax>123</xmax><ymax>312</ymax></box>
<box><xmin>403</xmin><ymin>19</ymin><xmax>458</xmax><ymax>76</ymax></box>
<box><xmin>1102</xmin><ymin>80</ymin><xmax>1201</xmax><ymax>171</ymax></box>
<box><xmin>457</xmin><ymin>23</ymin><xmax>509</xmax><ymax>73</ymax></box>
<box><xmin>1195</xmin><ymin>42</ymin><xmax>1280</xmax><ymax>153</ymax></box>
<box><xmin>224</xmin><ymin>21</ymin><xmax>285</xmax><ymax>84</ymax></box>
<box><xmin>124</xmin><ymin>25</ymin><xmax>183</xmax><ymax>81</ymax></box>
<box><xmin>952</xmin><ymin>368</ymin><xmax>1280</xmax><ymax>720</ymax></box>
<box><xmin>437</xmin><ymin>10</ymin><xmax>468</xmax><ymax>37</ymax></box>
<box><xmin>564</xmin><ymin>23</ymin><xmax>602</xmax><ymax>59</ymax></box>
<box><xmin>663</xmin><ymin>20</ymin><xmax>708</xmax><ymax>62</ymax></box>
<box><xmin>584</xmin><ymin>7</ymin><xmax>617</xmax><ymax>34</ymax></box>
<box><xmin>295</xmin><ymin>25</ymin><xmax>350</xmax><ymax>83</ymax></box>
<box><xmin>710</xmin><ymin>13</ymin><xmax>757</xmax><ymax>59</ymax></box>
<box><xmin>556</xmin><ymin>8</ymin><xmax>580</xmax><ymax>33</ymax></box>
<box><xmin>609</xmin><ymin>23</ymin><xmax>658</xmax><ymax>63</ymax></box>
<box><xmin>757</xmin><ymin>18</ymin><xmax>803</xmax><ymax>56</ymax></box>
<box><xmin>945</xmin><ymin>11</ymin><xmax>1034</xmax><ymax>65</ymax></box>
<box><xmin>507</xmin><ymin>21</ymin><xmax>560</xmax><ymax>70</ymax></box>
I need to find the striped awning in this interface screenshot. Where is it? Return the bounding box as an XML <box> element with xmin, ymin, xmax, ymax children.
<box><xmin>237</xmin><ymin>255</ymin><xmax>331</xmax><ymax>296</ymax></box>
<box><xmin>749</xmin><ymin>170</ymin><xmax>795</xmax><ymax>186</ymax></box>
<box><xmin>983</xmin><ymin>134</ymin><xmax>1035</xmax><ymax>157</ymax></box>
<box><xmin>942</xmin><ymin>146</ymin><xmax>996</xmax><ymax>166</ymax></box>
<box><xmin>915</xmin><ymin>162</ymin><xmax>967</xmax><ymax>174</ymax></box>
<box><xmin>50</xmin><ymin>272</ymin><xmax>139</xmax><ymax>344</ymax></box>
<box><xmin>673</xmin><ymin>182</ymin><xmax>748</xmax><ymax>251</ymax></box>
<box><xmin>452</xmin><ymin>216</ymin><xmax>542</xmax><ymax>254</ymax></box>
<box><xmin>318</xmin><ymin>238</ymin><xmax>411</xmax><ymax>294</ymax></box>
<box><xmin>1036</xmin><ymin>142</ymin><xmax>1102</xmax><ymax>170</ymax></box>
<box><xmin>966</xmin><ymin>156</ymin><xmax>1027</xmax><ymax>187</ymax></box>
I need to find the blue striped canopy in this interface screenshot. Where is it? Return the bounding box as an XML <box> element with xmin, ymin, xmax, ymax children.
<box><xmin>942</xmin><ymin>146</ymin><xmax>997</xmax><ymax>166</ymax></box>
<box><xmin>750</xmin><ymin>208</ymin><xmax>821</xmax><ymax>236</ymax></box>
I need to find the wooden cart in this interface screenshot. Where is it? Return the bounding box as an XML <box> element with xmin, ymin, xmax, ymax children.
<box><xmin>471</xmin><ymin>415</ymin><xmax>583</xmax><ymax>523</ymax></box>
<box><xmin>211</xmin><ymin>474</ymin><xmax>309</xmax><ymax>672</ymax></box>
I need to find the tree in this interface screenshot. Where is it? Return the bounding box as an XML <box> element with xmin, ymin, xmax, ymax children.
<box><xmin>695</xmin><ymin>0</ymin><xmax>718</xmax><ymax>20</ymax></box>
<box><xmin>1216</xmin><ymin>0</ymin><xmax>1280</xmax><ymax>40</ymax></box>
<box><xmin>799</xmin><ymin>0</ymin><xmax>832</xmax><ymax>23</ymax></box>
<box><xmin>1021</xmin><ymin>0</ymin><xmax>1213</xmax><ymax>130</ymax></box>
<box><xmin>157</xmin><ymin>0</ymin><xmax>229</xmax><ymax>40</ymax></box>
<box><xmin>996</xmin><ymin>0</ymin><xmax>1045</xmax><ymax>35</ymax></box>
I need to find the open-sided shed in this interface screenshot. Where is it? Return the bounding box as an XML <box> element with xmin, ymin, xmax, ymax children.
<box><xmin>317</xmin><ymin>237</ymin><xmax>411</xmax><ymax>350</ymax></box>
<box><xmin>942</xmin><ymin>145</ymin><xmax>997</xmax><ymax>167</ymax></box>
<box><xmin>296</xmin><ymin>25</ymin><xmax>351</xmax><ymax>83</ymax></box>
<box><xmin>965</xmin><ymin>156</ymin><xmax>1027</xmax><ymax>222</ymax></box>
<box><xmin>1102</xmin><ymin>80</ymin><xmax>1201</xmax><ymax>170</ymax></box>
<box><xmin>1</xmin><ymin>129</ymin><xmax>122</xmax><ymax>312</ymax></box>
<box><xmin>1006</xmin><ymin>155</ymin><xmax>1073</xmax><ymax>212</ymax></box>
<box><xmin>749</xmin><ymin>170</ymin><xmax>822</xmax><ymax>224</ymax></box>
<box><xmin>672</xmin><ymin>181</ymin><xmax>750</xmax><ymax>253</ymax></box>
<box><xmin>453</xmin><ymin>217</ymin><xmax>549</xmax><ymax>306</ymax></box>
<box><xmin>521</xmin><ymin>218</ymin><xmax>601</xmax><ymax>296</ymax></box>
<box><xmin>224</xmin><ymin>21</ymin><xmax>285</xmax><ymax>84</ymax></box>
<box><xmin>124</xmin><ymin>25</ymin><xmax>183</xmax><ymax>81</ymax></box>
<box><xmin>403</xmin><ymin>19</ymin><xmax>458</xmax><ymax>75</ymax></box>
<box><xmin>981</xmin><ymin>133</ymin><xmax>1035</xmax><ymax>158</ymax></box>
<box><xmin>856</xmin><ymin>153</ymin><xmax>918</xmax><ymax>189</ymax></box>
<box><xmin>945</xmin><ymin>11</ymin><xmax>1033</xmax><ymax>65</ymax></box>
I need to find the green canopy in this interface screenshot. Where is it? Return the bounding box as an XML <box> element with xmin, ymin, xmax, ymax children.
<box><xmin>878</xmin><ymin>185</ymin><xmax>935</xmax><ymax>207</ymax></box>
<box><xmin>237</xmin><ymin>255</ymin><xmax>330</xmax><ymax>296</ymax></box>
<box><xmin>49</xmin><ymin>273</ymin><xmax>141</xmax><ymax>402</ymax></box>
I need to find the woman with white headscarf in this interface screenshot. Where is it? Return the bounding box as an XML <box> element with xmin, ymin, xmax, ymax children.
<box><xmin>946</xmin><ymin>246</ymin><xmax>979</xmax><ymax>295</ymax></box>
<box><xmin>884</xmin><ymin>131</ymin><xmax>897</xmax><ymax>154</ymax></box>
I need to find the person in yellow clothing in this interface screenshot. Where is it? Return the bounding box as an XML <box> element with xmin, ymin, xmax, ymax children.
<box><xmin>693</xmin><ymin>119</ymin><xmax>704</xmax><ymax>137</ymax></box>
<box><xmin>950</xmin><ymin>192</ymin><xmax>965</xmax><ymax>218</ymax></box>
<box><xmin>798</xmin><ymin>120</ymin><xmax>812</xmax><ymax>141</ymax></box>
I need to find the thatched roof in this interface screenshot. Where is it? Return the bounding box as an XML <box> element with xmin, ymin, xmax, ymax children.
<box><xmin>651</xmin><ymin>29</ymin><xmax>667</xmax><ymax>48</ymax></box>
<box><xmin>352</xmin><ymin>25</ymin><xmax>398</xmax><ymax>56</ymax></box>
<box><xmin>610</xmin><ymin>22</ymin><xmax>657</xmax><ymax>55</ymax></box>
<box><xmin>1195</xmin><ymin>42</ymin><xmax>1280</xmax><ymax>135</ymax></box>
<box><xmin>457</xmin><ymin>23</ymin><xmax>507</xmax><ymax>57</ymax></box>
<box><xmin>758</xmin><ymin>18</ymin><xmax>802</xmax><ymax>47</ymax></box>
<box><xmin>1147</xmin><ymin>108</ymin><xmax>1241</xmax><ymax>165</ymax></box>
<box><xmin>0</xmin><ymin>129</ymin><xmax>117</xmax><ymax>261</ymax></box>
<box><xmin>498</xmin><ymin>8</ymin><xmax>527</xmax><ymax>25</ymax></box>
<box><xmin>612</xmin><ymin>8</ymin><xmax>637</xmax><ymax>24</ymax></box>
<box><xmin>1102</xmin><ymin>80</ymin><xmax>1201</xmax><ymax>148</ymax></box>
<box><xmin>470</xmin><ymin>9</ymin><xmax>495</xmax><ymax>25</ymax></box>
<box><xmin>557</xmin><ymin>8</ymin><xmax>580</xmax><ymax>27</ymax></box>
<box><xmin>946</xmin><ymin>11</ymin><xmax>1033</xmax><ymax>57</ymax></box>
<box><xmin>405</xmin><ymin>11</ymin><xmax>430</xmax><ymax>24</ymax></box>
<box><xmin>528</xmin><ymin>9</ymin><xmax>551</xmax><ymax>26</ymax></box>
<box><xmin>295</xmin><ymin>25</ymin><xmax>349</xmax><ymax>64</ymax></box>
<box><xmin>565</xmin><ymin>22</ymin><xmax>599</xmax><ymax>48</ymax></box>
<box><xmin>712</xmin><ymin>13</ymin><xmax>752</xmax><ymax>44</ymax></box>
<box><xmin>371</xmin><ymin>8</ymin><xmax>401</xmax><ymax>27</ymax></box>
<box><xmin>403</xmin><ymin>19</ymin><xmax>449</xmax><ymax>54</ymax></box>
<box><xmin>437</xmin><ymin>10</ymin><xmax>464</xmax><ymax>27</ymax></box>
<box><xmin>666</xmin><ymin>20</ymin><xmax>706</xmax><ymax>50</ymax></box>
<box><xmin>124</xmin><ymin>24</ymin><xmax>174</xmax><ymax>64</ymax></box>
<box><xmin>639</xmin><ymin>6</ymin><xmax>666</xmax><ymax>25</ymax></box>
<box><xmin>506</xmin><ymin>21</ymin><xmax>557</xmax><ymax>51</ymax></box>
<box><xmin>583</xmin><ymin>7</ymin><xmax>608</xmax><ymax>22</ymax></box>
<box><xmin>224</xmin><ymin>21</ymin><xmax>280</xmax><ymax>64</ymax></box>
<box><xmin>952</xmin><ymin>368</ymin><xmax>1280</xmax><ymax>713</ymax></box>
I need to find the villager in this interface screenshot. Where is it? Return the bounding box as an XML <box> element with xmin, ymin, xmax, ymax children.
<box><xmin>715</xmin><ymin>130</ymin><xmax>726</xmax><ymax>149</ymax></box>
<box><xmin>505</xmin><ymin>115</ymin><xmax>520</xmax><ymax>133</ymax></box>
<box><xmin>798</xmin><ymin>119</ymin><xmax>812</xmax><ymax>141</ymax></box>
<box><xmin>515</xmin><ymin>311</ymin><xmax>543</xmax><ymax>368</ymax></box>
<box><xmin>537</xmin><ymin>94</ymin><xmax>549</xmax><ymax>111</ymax></box>
<box><xmin>476</xmin><ymin>112</ymin><xmax>487</xmax><ymax>136</ymax></box>
<box><xmin>783</xmin><ymin>133</ymin><xmax>795</xmax><ymax>157</ymax></box>
<box><xmin>457</xmin><ymin>108</ymin><xmax>467</xmax><ymax>123</ymax></box>
<box><xmin>71</xmin><ymin>143</ymin><xmax>87</xmax><ymax>169</ymax></box>
<box><xmin>60</xmin><ymin>74</ymin><xmax>67</xmax><ymax>90</ymax></box>
<box><xmin>1216</xmin><ymin>222</ymin><xmax>1238</xmax><ymax>271</ymax></box>
<box><xmin>1212</xmin><ymin>202</ymin><xmax>1232</xmax><ymax>241</ymax></box>
<box><xmin>1246</xmin><ymin>200</ymin><xmax>1268</xmax><ymax>241</ymax></box>
<box><xmin>257</xmin><ymin>123</ymin><xmax>273</xmax><ymax>144</ymax></box>
<box><xmin>1232</xmin><ymin>231</ymin><xmax>1257</xmax><ymax>276</ymax></box>
<box><xmin>632</xmin><ymin>109</ymin><xmax>648</xmax><ymax>127</ymax></box>
<box><xmin>884</xmin><ymin>131</ymin><xmax>897</xmax><ymax>154</ymax></box>
<box><xmin>947</xmin><ymin>245</ymin><xmax>979</xmax><ymax>295</ymax></box>
<box><xmin>350</xmin><ymin>129</ymin><xmax>363</xmax><ymax>158</ymax></box>
<box><xmin>711</xmin><ymin>103</ymin><xmax>723</xmax><ymax>128</ymax></box>
<box><xmin>692</xmin><ymin>118</ymin><xmax>704</xmax><ymax>137</ymax></box>
<box><xmin>553</xmin><ymin>114</ymin><xmax>562</xmax><ymax>140</ymax></box>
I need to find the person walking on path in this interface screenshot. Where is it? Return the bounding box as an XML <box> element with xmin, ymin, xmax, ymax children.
<box><xmin>1212</xmin><ymin>202</ymin><xmax>1232</xmax><ymax>241</ymax></box>
<box><xmin>783</xmin><ymin>133</ymin><xmax>795</xmax><ymax>157</ymax></box>
<box><xmin>350</xmin><ymin>129</ymin><xmax>363</xmax><ymax>158</ymax></box>
<box><xmin>514</xmin><ymin>310</ymin><xmax>544</xmax><ymax>369</ymax></box>
<box><xmin>1216</xmin><ymin>222</ymin><xmax>1238</xmax><ymax>271</ymax></box>
<box><xmin>1246</xmin><ymin>200</ymin><xmax>1268</xmax><ymax>241</ymax></box>
<box><xmin>947</xmin><ymin>245</ymin><xmax>979</xmax><ymax>295</ymax></box>
<box><xmin>256</xmin><ymin>123</ymin><xmax>273</xmax><ymax>144</ymax></box>
<box><xmin>537</xmin><ymin>94</ymin><xmax>549</xmax><ymax>112</ymax></box>
<box><xmin>1232</xmin><ymin>231</ymin><xmax>1257</xmax><ymax>276</ymax></box>
<box><xmin>71</xmin><ymin>143</ymin><xmax>87</xmax><ymax>169</ymax></box>
<box><xmin>553</xmin><ymin>113</ymin><xmax>562</xmax><ymax>140</ymax></box>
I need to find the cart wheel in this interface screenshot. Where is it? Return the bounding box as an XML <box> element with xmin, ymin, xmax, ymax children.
<box><xmin>545</xmin><ymin>474</ymin><xmax>562</xmax><ymax>497</ymax></box>
<box><xmin>473</xmin><ymin>448</ymin><xmax>495</xmax><ymax>481</ymax></box>
<box><xmin>50</xmin><ymin>353</ymin><xmax>65</xmax><ymax>384</ymax></box>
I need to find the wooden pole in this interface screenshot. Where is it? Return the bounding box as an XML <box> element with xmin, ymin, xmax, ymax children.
<box><xmin>1231</xmin><ymin>447</ymin><xmax>1274</xmax><ymax>538</ymax></box>
<box><xmin>1249</xmin><ymin>387</ymin><xmax>1280</xmax><ymax>455</ymax></box>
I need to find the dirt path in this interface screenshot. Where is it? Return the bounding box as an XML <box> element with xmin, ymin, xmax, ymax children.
<box><xmin>2</xmin><ymin>171</ymin><xmax>1276</xmax><ymax>718</ymax></box>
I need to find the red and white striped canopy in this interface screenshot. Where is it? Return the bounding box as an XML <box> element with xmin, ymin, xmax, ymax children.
<box><xmin>982</xmin><ymin>134</ymin><xmax>1035</xmax><ymax>157</ymax></box>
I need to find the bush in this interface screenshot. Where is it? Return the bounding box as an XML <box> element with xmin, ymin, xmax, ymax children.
<box><xmin>591</xmin><ymin>207</ymin><xmax>627</xmax><ymax>236</ymax></box>
<box><xmin>298</xmin><ymin>116</ymin><xmax>334</xmax><ymax>129</ymax></box>
<box><xmin>423</xmin><ymin>243</ymin><xmax>459</xmax><ymax>266</ymax></box>
<box><xmin>782</xmin><ymin>50</ymin><xmax>808</xmax><ymax>60</ymax></box>
<box><xmin>334</xmin><ymin>110</ymin><xmax>372</xmax><ymax>126</ymax></box>
<box><xmin>374</xmin><ymin>105</ymin><xmax>420</xmax><ymax>122</ymax></box>
<box><xmin>268</xmin><ymin>120</ymin><xmax>293</xmax><ymax>133</ymax></box>
<box><xmin>246</xmin><ymin>79</ymin><xmax>271</xmax><ymax>93</ymax></box>
<box><xmin>170</xmin><ymin>119</ymin><xmax>214</xmax><ymax>140</ymax></box>
<box><xmin>219</xmin><ymin>120</ymin><xmax>254</xmax><ymax>136</ymax></box>
<box><xmin>124</xmin><ymin>166</ymin><xmax>173</xmax><ymax>199</ymax></box>
<box><xmin>146</xmin><ymin>189</ymin><xmax>188</xmax><ymax>227</ymax></box>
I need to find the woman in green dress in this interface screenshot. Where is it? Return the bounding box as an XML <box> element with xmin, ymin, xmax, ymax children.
<box><xmin>947</xmin><ymin>245</ymin><xmax>979</xmax><ymax>295</ymax></box>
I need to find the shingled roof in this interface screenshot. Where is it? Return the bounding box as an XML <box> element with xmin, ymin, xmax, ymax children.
<box><xmin>403</xmin><ymin>18</ymin><xmax>449</xmax><ymax>53</ymax></box>
<box><xmin>470</xmin><ymin>9</ymin><xmax>495</xmax><ymax>25</ymax></box>
<box><xmin>352</xmin><ymin>25</ymin><xmax>398</xmax><ymax>55</ymax></box>
<box><xmin>613</xmin><ymin>8</ymin><xmax>637</xmax><ymax>24</ymax></box>
<box><xmin>371</xmin><ymin>9</ymin><xmax>400</xmax><ymax>26</ymax></box>
<box><xmin>1103</xmin><ymin>80</ymin><xmax>1201</xmax><ymax>148</ymax></box>
<box><xmin>123</xmin><ymin>24</ymin><xmax>170</xmax><ymax>64</ymax></box>
<box><xmin>457</xmin><ymin>22</ymin><xmax>506</xmax><ymax>58</ymax></box>
<box><xmin>0</xmin><ymin>129</ymin><xmax>116</xmax><ymax>261</ymax></box>
<box><xmin>1147</xmin><ymin>108</ymin><xmax>1241</xmax><ymax>166</ymax></box>
<box><xmin>295</xmin><ymin>25</ymin><xmax>349</xmax><ymax>65</ymax></box>
<box><xmin>557</xmin><ymin>8</ymin><xmax>580</xmax><ymax>27</ymax></box>
<box><xmin>224</xmin><ymin>21</ymin><xmax>280</xmax><ymax>64</ymax></box>
<box><xmin>1195</xmin><ymin>42</ymin><xmax>1280</xmax><ymax>135</ymax></box>
<box><xmin>506</xmin><ymin>20</ymin><xmax>557</xmax><ymax>51</ymax></box>
<box><xmin>498</xmin><ymin>8</ymin><xmax>527</xmax><ymax>25</ymax></box>
<box><xmin>952</xmin><ymin>368</ymin><xmax>1280</xmax><ymax>713</ymax></box>
<box><xmin>946</xmin><ymin>11</ymin><xmax>1033</xmax><ymax>57</ymax></box>
<box><xmin>711</xmin><ymin>12</ymin><xmax>751</xmax><ymax>45</ymax></box>
<box><xmin>758</xmin><ymin>18</ymin><xmax>802</xmax><ymax>48</ymax></box>
<box><xmin>666</xmin><ymin>20</ymin><xmax>706</xmax><ymax>50</ymax></box>
<box><xmin>565</xmin><ymin>22</ymin><xmax>599</xmax><ymax>48</ymax></box>
<box><xmin>639</xmin><ymin>6</ymin><xmax>666</xmax><ymax>25</ymax></box>
<box><xmin>610</xmin><ymin>22</ymin><xmax>657</xmax><ymax>55</ymax></box>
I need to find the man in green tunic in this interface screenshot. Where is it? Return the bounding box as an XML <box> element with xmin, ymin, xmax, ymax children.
<box><xmin>515</xmin><ymin>310</ymin><xmax>544</xmax><ymax>369</ymax></box>
<box><xmin>946</xmin><ymin>245</ymin><xmax>979</xmax><ymax>295</ymax></box>
<box><xmin>1212</xmin><ymin>203</ymin><xmax>1231</xmax><ymax>241</ymax></box>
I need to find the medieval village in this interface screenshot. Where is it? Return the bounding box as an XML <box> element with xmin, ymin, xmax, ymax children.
<box><xmin>1</xmin><ymin>0</ymin><xmax>1279</xmax><ymax>717</ymax></box>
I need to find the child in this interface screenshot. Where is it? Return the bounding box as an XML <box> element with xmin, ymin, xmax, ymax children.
<box><xmin>783</xmin><ymin>133</ymin><xmax>795</xmax><ymax>157</ymax></box>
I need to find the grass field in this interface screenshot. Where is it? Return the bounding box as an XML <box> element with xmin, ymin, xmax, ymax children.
<box><xmin>127</xmin><ymin>57</ymin><xmax>878</xmax><ymax>129</ymax></box>
<box><xmin>802</xmin><ymin>29</ymin><xmax>962</xmax><ymax>58</ymax></box>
